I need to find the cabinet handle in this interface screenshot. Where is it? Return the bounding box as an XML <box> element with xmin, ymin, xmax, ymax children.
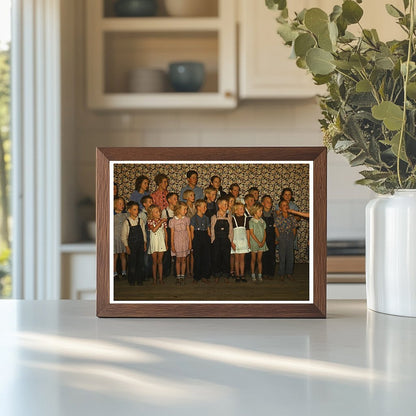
<box><xmin>225</xmin><ymin>91</ymin><xmax>234</xmax><ymax>98</ymax></box>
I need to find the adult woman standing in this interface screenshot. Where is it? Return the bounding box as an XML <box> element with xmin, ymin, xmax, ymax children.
<box><xmin>130</xmin><ymin>175</ymin><xmax>150</xmax><ymax>210</ymax></box>
<box><xmin>210</xmin><ymin>175</ymin><xmax>226</xmax><ymax>202</ymax></box>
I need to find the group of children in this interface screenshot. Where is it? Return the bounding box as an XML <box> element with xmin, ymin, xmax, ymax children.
<box><xmin>114</xmin><ymin>170</ymin><xmax>304</xmax><ymax>287</ymax></box>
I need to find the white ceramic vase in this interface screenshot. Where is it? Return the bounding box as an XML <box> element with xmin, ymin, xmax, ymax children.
<box><xmin>366</xmin><ymin>189</ymin><xmax>416</xmax><ymax>317</ymax></box>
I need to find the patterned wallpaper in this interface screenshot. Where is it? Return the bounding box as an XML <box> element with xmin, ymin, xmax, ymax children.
<box><xmin>114</xmin><ymin>162</ymin><xmax>310</xmax><ymax>262</ymax></box>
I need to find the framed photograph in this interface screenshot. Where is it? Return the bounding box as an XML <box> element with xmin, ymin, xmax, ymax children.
<box><xmin>96</xmin><ymin>147</ymin><xmax>326</xmax><ymax>318</ymax></box>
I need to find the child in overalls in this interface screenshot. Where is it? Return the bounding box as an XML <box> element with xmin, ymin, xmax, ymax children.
<box><xmin>210</xmin><ymin>197</ymin><xmax>234</xmax><ymax>282</ymax></box>
<box><xmin>275</xmin><ymin>200</ymin><xmax>297</xmax><ymax>281</ymax></box>
<box><xmin>121</xmin><ymin>201</ymin><xmax>147</xmax><ymax>286</ymax></box>
<box><xmin>261</xmin><ymin>195</ymin><xmax>277</xmax><ymax>279</ymax></box>
<box><xmin>231</xmin><ymin>202</ymin><xmax>250</xmax><ymax>282</ymax></box>
<box><xmin>113</xmin><ymin>196</ymin><xmax>128</xmax><ymax>280</ymax></box>
<box><xmin>190</xmin><ymin>199</ymin><xmax>211</xmax><ymax>283</ymax></box>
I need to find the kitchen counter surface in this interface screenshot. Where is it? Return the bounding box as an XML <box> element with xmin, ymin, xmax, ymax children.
<box><xmin>0</xmin><ymin>300</ymin><xmax>415</xmax><ymax>415</ymax></box>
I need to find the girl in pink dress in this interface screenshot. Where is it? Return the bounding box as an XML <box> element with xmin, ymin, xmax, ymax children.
<box><xmin>169</xmin><ymin>201</ymin><xmax>191</xmax><ymax>285</ymax></box>
<box><xmin>147</xmin><ymin>204</ymin><xmax>168</xmax><ymax>285</ymax></box>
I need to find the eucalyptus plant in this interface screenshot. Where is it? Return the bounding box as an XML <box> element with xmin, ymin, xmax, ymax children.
<box><xmin>266</xmin><ymin>0</ymin><xmax>416</xmax><ymax>193</ymax></box>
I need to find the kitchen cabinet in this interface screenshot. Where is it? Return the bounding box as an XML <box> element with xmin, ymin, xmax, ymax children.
<box><xmin>61</xmin><ymin>244</ymin><xmax>96</xmax><ymax>300</ymax></box>
<box><xmin>86</xmin><ymin>0</ymin><xmax>237</xmax><ymax>109</ymax></box>
<box><xmin>238</xmin><ymin>0</ymin><xmax>326</xmax><ymax>99</ymax></box>
<box><xmin>238</xmin><ymin>0</ymin><xmax>404</xmax><ymax>99</ymax></box>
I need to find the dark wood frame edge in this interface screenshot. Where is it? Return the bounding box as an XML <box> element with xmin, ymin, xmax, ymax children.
<box><xmin>96</xmin><ymin>147</ymin><xmax>327</xmax><ymax>318</ymax></box>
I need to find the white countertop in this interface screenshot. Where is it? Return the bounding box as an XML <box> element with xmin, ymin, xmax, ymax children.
<box><xmin>0</xmin><ymin>300</ymin><xmax>415</xmax><ymax>415</ymax></box>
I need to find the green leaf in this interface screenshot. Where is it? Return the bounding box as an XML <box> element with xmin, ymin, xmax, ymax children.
<box><xmin>304</xmin><ymin>8</ymin><xmax>329</xmax><ymax>35</ymax></box>
<box><xmin>407</xmin><ymin>82</ymin><xmax>416</xmax><ymax>99</ymax></box>
<box><xmin>371</xmin><ymin>29</ymin><xmax>380</xmax><ymax>43</ymax></box>
<box><xmin>342</xmin><ymin>0</ymin><xmax>364</xmax><ymax>24</ymax></box>
<box><xmin>330</xmin><ymin>5</ymin><xmax>342</xmax><ymax>22</ymax></box>
<box><xmin>372</xmin><ymin>101</ymin><xmax>404</xmax><ymax>131</ymax></box>
<box><xmin>350</xmin><ymin>152</ymin><xmax>367</xmax><ymax>167</ymax></box>
<box><xmin>356</xmin><ymin>79</ymin><xmax>372</xmax><ymax>92</ymax></box>
<box><xmin>375</xmin><ymin>56</ymin><xmax>395</xmax><ymax>70</ymax></box>
<box><xmin>336</xmin><ymin>15</ymin><xmax>348</xmax><ymax>36</ymax></box>
<box><xmin>277</xmin><ymin>23</ymin><xmax>298</xmax><ymax>43</ymax></box>
<box><xmin>339</xmin><ymin>31</ymin><xmax>356</xmax><ymax>42</ymax></box>
<box><xmin>333</xmin><ymin>60</ymin><xmax>352</xmax><ymax>70</ymax></box>
<box><xmin>318</xmin><ymin>27</ymin><xmax>334</xmax><ymax>52</ymax></box>
<box><xmin>305</xmin><ymin>48</ymin><xmax>336</xmax><ymax>75</ymax></box>
<box><xmin>294</xmin><ymin>33</ymin><xmax>316</xmax><ymax>58</ymax></box>
<box><xmin>334</xmin><ymin>139</ymin><xmax>354</xmax><ymax>151</ymax></box>
<box><xmin>313</xmin><ymin>74</ymin><xmax>332</xmax><ymax>85</ymax></box>
<box><xmin>403</xmin><ymin>0</ymin><xmax>409</xmax><ymax>10</ymax></box>
<box><xmin>350</xmin><ymin>54</ymin><xmax>368</xmax><ymax>70</ymax></box>
<box><xmin>385</xmin><ymin>4</ymin><xmax>404</xmax><ymax>18</ymax></box>
<box><xmin>296</xmin><ymin>57</ymin><xmax>308</xmax><ymax>69</ymax></box>
<box><xmin>360</xmin><ymin>170</ymin><xmax>391</xmax><ymax>181</ymax></box>
<box><xmin>296</xmin><ymin>8</ymin><xmax>307</xmax><ymax>23</ymax></box>
<box><xmin>381</xmin><ymin>132</ymin><xmax>409</xmax><ymax>162</ymax></box>
<box><xmin>266</xmin><ymin>0</ymin><xmax>287</xmax><ymax>10</ymax></box>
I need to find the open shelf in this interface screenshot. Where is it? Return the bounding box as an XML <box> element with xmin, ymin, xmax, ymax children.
<box><xmin>86</xmin><ymin>0</ymin><xmax>236</xmax><ymax>109</ymax></box>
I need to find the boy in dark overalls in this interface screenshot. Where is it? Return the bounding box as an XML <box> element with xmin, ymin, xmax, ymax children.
<box><xmin>261</xmin><ymin>195</ymin><xmax>277</xmax><ymax>279</ymax></box>
<box><xmin>122</xmin><ymin>201</ymin><xmax>147</xmax><ymax>286</ymax></box>
<box><xmin>190</xmin><ymin>199</ymin><xmax>211</xmax><ymax>283</ymax></box>
<box><xmin>210</xmin><ymin>197</ymin><xmax>233</xmax><ymax>282</ymax></box>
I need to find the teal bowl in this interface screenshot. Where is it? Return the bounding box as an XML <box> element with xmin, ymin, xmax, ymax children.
<box><xmin>114</xmin><ymin>0</ymin><xmax>157</xmax><ymax>17</ymax></box>
<box><xmin>168</xmin><ymin>62</ymin><xmax>205</xmax><ymax>92</ymax></box>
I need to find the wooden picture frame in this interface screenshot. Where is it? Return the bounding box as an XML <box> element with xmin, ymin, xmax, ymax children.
<box><xmin>97</xmin><ymin>147</ymin><xmax>327</xmax><ymax>317</ymax></box>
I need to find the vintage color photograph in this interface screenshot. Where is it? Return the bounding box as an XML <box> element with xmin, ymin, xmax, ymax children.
<box><xmin>111</xmin><ymin>161</ymin><xmax>311</xmax><ymax>302</ymax></box>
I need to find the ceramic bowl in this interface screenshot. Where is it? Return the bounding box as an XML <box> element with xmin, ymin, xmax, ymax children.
<box><xmin>168</xmin><ymin>62</ymin><xmax>205</xmax><ymax>92</ymax></box>
<box><xmin>114</xmin><ymin>0</ymin><xmax>158</xmax><ymax>17</ymax></box>
<box><xmin>164</xmin><ymin>0</ymin><xmax>217</xmax><ymax>17</ymax></box>
<box><xmin>128</xmin><ymin>68</ymin><xmax>167</xmax><ymax>93</ymax></box>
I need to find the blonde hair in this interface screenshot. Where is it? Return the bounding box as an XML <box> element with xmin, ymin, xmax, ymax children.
<box><xmin>195</xmin><ymin>199</ymin><xmax>207</xmax><ymax>209</ymax></box>
<box><xmin>183</xmin><ymin>189</ymin><xmax>195</xmax><ymax>200</ymax></box>
<box><xmin>250</xmin><ymin>202</ymin><xmax>263</xmax><ymax>216</ymax></box>
<box><xmin>174</xmin><ymin>201</ymin><xmax>187</xmax><ymax>216</ymax></box>
<box><xmin>147</xmin><ymin>204</ymin><xmax>161</xmax><ymax>220</ymax></box>
<box><xmin>204</xmin><ymin>186</ymin><xmax>216</xmax><ymax>197</ymax></box>
<box><xmin>232</xmin><ymin>202</ymin><xmax>244</xmax><ymax>215</ymax></box>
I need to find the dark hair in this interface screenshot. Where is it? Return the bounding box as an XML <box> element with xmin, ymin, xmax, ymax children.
<box><xmin>261</xmin><ymin>194</ymin><xmax>272</xmax><ymax>203</ymax></box>
<box><xmin>140</xmin><ymin>195</ymin><xmax>153</xmax><ymax>205</ymax></box>
<box><xmin>280</xmin><ymin>187</ymin><xmax>294</xmax><ymax>202</ymax></box>
<box><xmin>135</xmin><ymin>175</ymin><xmax>149</xmax><ymax>192</ymax></box>
<box><xmin>154</xmin><ymin>173</ymin><xmax>168</xmax><ymax>186</ymax></box>
<box><xmin>186</xmin><ymin>170</ymin><xmax>198</xmax><ymax>178</ymax></box>
<box><xmin>229</xmin><ymin>183</ymin><xmax>240</xmax><ymax>191</ymax></box>
<box><xmin>114</xmin><ymin>182</ymin><xmax>118</xmax><ymax>197</ymax></box>
<box><xmin>127</xmin><ymin>201</ymin><xmax>139</xmax><ymax>210</ymax></box>
<box><xmin>248</xmin><ymin>186</ymin><xmax>259</xmax><ymax>194</ymax></box>
<box><xmin>166</xmin><ymin>192</ymin><xmax>179</xmax><ymax>201</ymax></box>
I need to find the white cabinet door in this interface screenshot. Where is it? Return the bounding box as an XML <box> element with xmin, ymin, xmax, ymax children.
<box><xmin>239</xmin><ymin>0</ymin><xmax>404</xmax><ymax>99</ymax></box>
<box><xmin>239</xmin><ymin>0</ymin><xmax>326</xmax><ymax>99</ymax></box>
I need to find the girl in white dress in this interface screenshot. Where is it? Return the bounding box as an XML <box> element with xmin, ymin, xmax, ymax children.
<box><xmin>147</xmin><ymin>204</ymin><xmax>168</xmax><ymax>284</ymax></box>
<box><xmin>231</xmin><ymin>202</ymin><xmax>251</xmax><ymax>282</ymax></box>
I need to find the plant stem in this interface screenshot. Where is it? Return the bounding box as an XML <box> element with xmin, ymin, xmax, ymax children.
<box><xmin>397</xmin><ymin>0</ymin><xmax>415</xmax><ymax>188</ymax></box>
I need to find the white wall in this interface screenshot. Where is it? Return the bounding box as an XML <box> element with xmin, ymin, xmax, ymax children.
<box><xmin>61</xmin><ymin>0</ymin><xmax>375</xmax><ymax>244</ymax></box>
